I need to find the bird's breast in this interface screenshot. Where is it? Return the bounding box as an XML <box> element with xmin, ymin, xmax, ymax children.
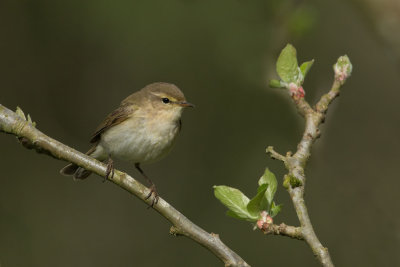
<box><xmin>99</xmin><ymin>116</ymin><xmax>180</xmax><ymax>164</ymax></box>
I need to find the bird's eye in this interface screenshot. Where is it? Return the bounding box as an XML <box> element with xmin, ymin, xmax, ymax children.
<box><xmin>162</xmin><ymin>98</ymin><xmax>170</xmax><ymax>104</ymax></box>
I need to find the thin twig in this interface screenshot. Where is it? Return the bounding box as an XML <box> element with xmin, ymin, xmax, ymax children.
<box><xmin>0</xmin><ymin>104</ymin><xmax>249</xmax><ymax>267</ymax></box>
<box><xmin>266</xmin><ymin>146</ymin><xmax>286</xmax><ymax>162</ymax></box>
<box><xmin>262</xmin><ymin>223</ymin><xmax>303</xmax><ymax>240</ymax></box>
<box><xmin>266</xmin><ymin>56</ymin><xmax>352</xmax><ymax>267</ymax></box>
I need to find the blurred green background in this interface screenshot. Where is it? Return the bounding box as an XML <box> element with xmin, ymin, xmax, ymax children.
<box><xmin>1</xmin><ymin>0</ymin><xmax>399</xmax><ymax>266</ymax></box>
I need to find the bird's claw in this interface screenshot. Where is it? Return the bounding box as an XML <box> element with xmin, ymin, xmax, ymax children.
<box><xmin>104</xmin><ymin>158</ymin><xmax>114</xmax><ymax>182</ymax></box>
<box><xmin>145</xmin><ymin>184</ymin><xmax>159</xmax><ymax>208</ymax></box>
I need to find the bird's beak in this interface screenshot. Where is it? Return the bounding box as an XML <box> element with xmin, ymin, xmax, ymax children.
<box><xmin>176</xmin><ymin>101</ymin><xmax>195</xmax><ymax>108</ymax></box>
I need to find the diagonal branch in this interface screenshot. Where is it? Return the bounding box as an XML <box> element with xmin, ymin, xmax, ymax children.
<box><xmin>0</xmin><ymin>104</ymin><xmax>249</xmax><ymax>267</ymax></box>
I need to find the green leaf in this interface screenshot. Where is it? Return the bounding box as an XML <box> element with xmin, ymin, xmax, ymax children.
<box><xmin>214</xmin><ymin>185</ymin><xmax>256</xmax><ymax>221</ymax></box>
<box><xmin>269</xmin><ymin>202</ymin><xmax>282</xmax><ymax>217</ymax></box>
<box><xmin>300</xmin><ymin>59</ymin><xmax>314</xmax><ymax>81</ymax></box>
<box><xmin>226</xmin><ymin>210</ymin><xmax>246</xmax><ymax>220</ymax></box>
<box><xmin>247</xmin><ymin>184</ymin><xmax>268</xmax><ymax>218</ymax></box>
<box><xmin>258</xmin><ymin>168</ymin><xmax>276</xmax><ymax>187</ymax></box>
<box><xmin>258</xmin><ymin>168</ymin><xmax>278</xmax><ymax>210</ymax></box>
<box><xmin>276</xmin><ymin>44</ymin><xmax>300</xmax><ymax>83</ymax></box>
<box><xmin>265</xmin><ymin>174</ymin><xmax>277</xmax><ymax>208</ymax></box>
<box><xmin>269</xmin><ymin>79</ymin><xmax>285</xmax><ymax>88</ymax></box>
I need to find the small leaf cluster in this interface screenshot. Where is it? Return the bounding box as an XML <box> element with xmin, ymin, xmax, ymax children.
<box><xmin>214</xmin><ymin>168</ymin><xmax>281</xmax><ymax>222</ymax></box>
<box><xmin>269</xmin><ymin>44</ymin><xmax>314</xmax><ymax>89</ymax></box>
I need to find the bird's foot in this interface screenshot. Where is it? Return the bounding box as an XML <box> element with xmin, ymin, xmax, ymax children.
<box><xmin>145</xmin><ymin>184</ymin><xmax>159</xmax><ymax>208</ymax></box>
<box><xmin>104</xmin><ymin>158</ymin><xmax>114</xmax><ymax>182</ymax></box>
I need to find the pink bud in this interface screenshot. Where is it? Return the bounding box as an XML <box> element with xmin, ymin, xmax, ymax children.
<box><xmin>265</xmin><ymin>215</ymin><xmax>273</xmax><ymax>225</ymax></box>
<box><xmin>297</xmin><ymin>86</ymin><xmax>305</xmax><ymax>98</ymax></box>
<box><xmin>257</xmin><ymin>220</ymin><xmax>264</xmax><ymax>229</ymax></box>
<box><xmin>288</xmin><ymin>83</ymin><xmax>305</xmax><ymax>99</ymax></box>
<box><xmin>288</xmin><ymin>83</ymin><xmax>298</xmax><ymax>95</ymax></box>
<box><xmin>256</xmin><ymin>211</ymin><xmax>274</xmax><ymax>232</ymax></box>
<box><xmin>260</xmin><ymin>211</ymin><xmax>268</xmax><ymax>220</ymax></box>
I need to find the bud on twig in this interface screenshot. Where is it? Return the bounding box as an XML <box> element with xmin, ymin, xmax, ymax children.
<box><xmin>333</xmin><ymin>55</ymin><xmax>352</xmax><ymax>84</ymax></box>
<box><xmin>288</xmin><ymin>83</ymin><xmax>305</xmax><ymax>99</ymax></box>
<box><xmin>256</xmin><ymin>211</ymin><xmax>273</xmax><ymax>232</ymax></box>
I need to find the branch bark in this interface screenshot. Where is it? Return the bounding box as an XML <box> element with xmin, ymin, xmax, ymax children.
<box><xmin>262</xmin><ymin>223</ymin><xmax>303</xmax><ymax>240</ymax></box>
<box><xmin>0</xmin><ymin>105</ymin><xmax>249</xmax><ymax>267</ymax></box>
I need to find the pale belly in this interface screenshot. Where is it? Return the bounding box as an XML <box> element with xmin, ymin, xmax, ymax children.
<box><xmin>98</xmin><ymin>117</ymin><xmax>180</xmax><ymax>164</ymax></box>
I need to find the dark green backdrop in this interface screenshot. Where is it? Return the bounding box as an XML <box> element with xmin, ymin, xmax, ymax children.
<box><xmin>1</xmin><ymin>0</ymin><xmax>399</xmax><ymax>266</ymax></box>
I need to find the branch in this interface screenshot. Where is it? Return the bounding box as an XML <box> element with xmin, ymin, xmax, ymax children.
<box><xmin>265</xmin><ymin>146</ymin><xmax>286</xmax><ymax>162</ymax></box>
<box><xmin>266</xmin><ymin>55</ymin><xmax>352</xmax><ymax>267</ymax></box>
<box><xmin>261</xmin><ymin>223</ymin><xmax>303</xmax><ymax>240</ymax></box>
<box><xmin>0</xmin><ymin>105</ymin><xmax>249</xmax><ymax>267</ymax></box>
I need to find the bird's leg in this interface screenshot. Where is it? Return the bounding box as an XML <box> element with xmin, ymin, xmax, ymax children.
<box><xmin>135</xmin><ymin>163</ymin><xmax>159</xmax><ymax>207</ymax></box>
<box><xmin>105</xmin><ymin>156</ymin><xmax>114</xmax><ymax>182</ymax></box>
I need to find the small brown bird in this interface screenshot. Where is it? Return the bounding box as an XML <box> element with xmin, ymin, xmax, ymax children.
<box><xmin>60</xmin><ymin>82</ymin><xmax>194</xmax><ymax>205</ymax></box>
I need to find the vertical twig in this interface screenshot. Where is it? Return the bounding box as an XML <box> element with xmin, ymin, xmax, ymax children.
<box><xmin>267</xmin><ymin>55</ymin><xmax>352</xmax><ymax>266</ymax></box>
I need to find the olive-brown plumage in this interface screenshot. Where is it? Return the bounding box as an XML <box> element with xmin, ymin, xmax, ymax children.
<box><xmin>60</xmin><ymin>82</ymin><xmax>194</xmax><ymax>205</ymax></box>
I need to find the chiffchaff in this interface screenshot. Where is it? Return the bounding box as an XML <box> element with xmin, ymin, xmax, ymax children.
<box><xmin>60</xmin><ymin>82</ymin><xmax>194</xmax><ymax>205</ymax></box>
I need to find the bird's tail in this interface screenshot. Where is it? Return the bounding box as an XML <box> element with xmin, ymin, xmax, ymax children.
<box><xmin>60</xmin><ymin>145</ymin><xmax>100</xmax><ymax>179</ymax></box>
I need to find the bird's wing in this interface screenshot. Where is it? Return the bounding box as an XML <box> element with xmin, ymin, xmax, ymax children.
<box><xmin>90</xmin><ymin>104</ymin><xmax>135</xmax><ymax>143</ymax></box>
